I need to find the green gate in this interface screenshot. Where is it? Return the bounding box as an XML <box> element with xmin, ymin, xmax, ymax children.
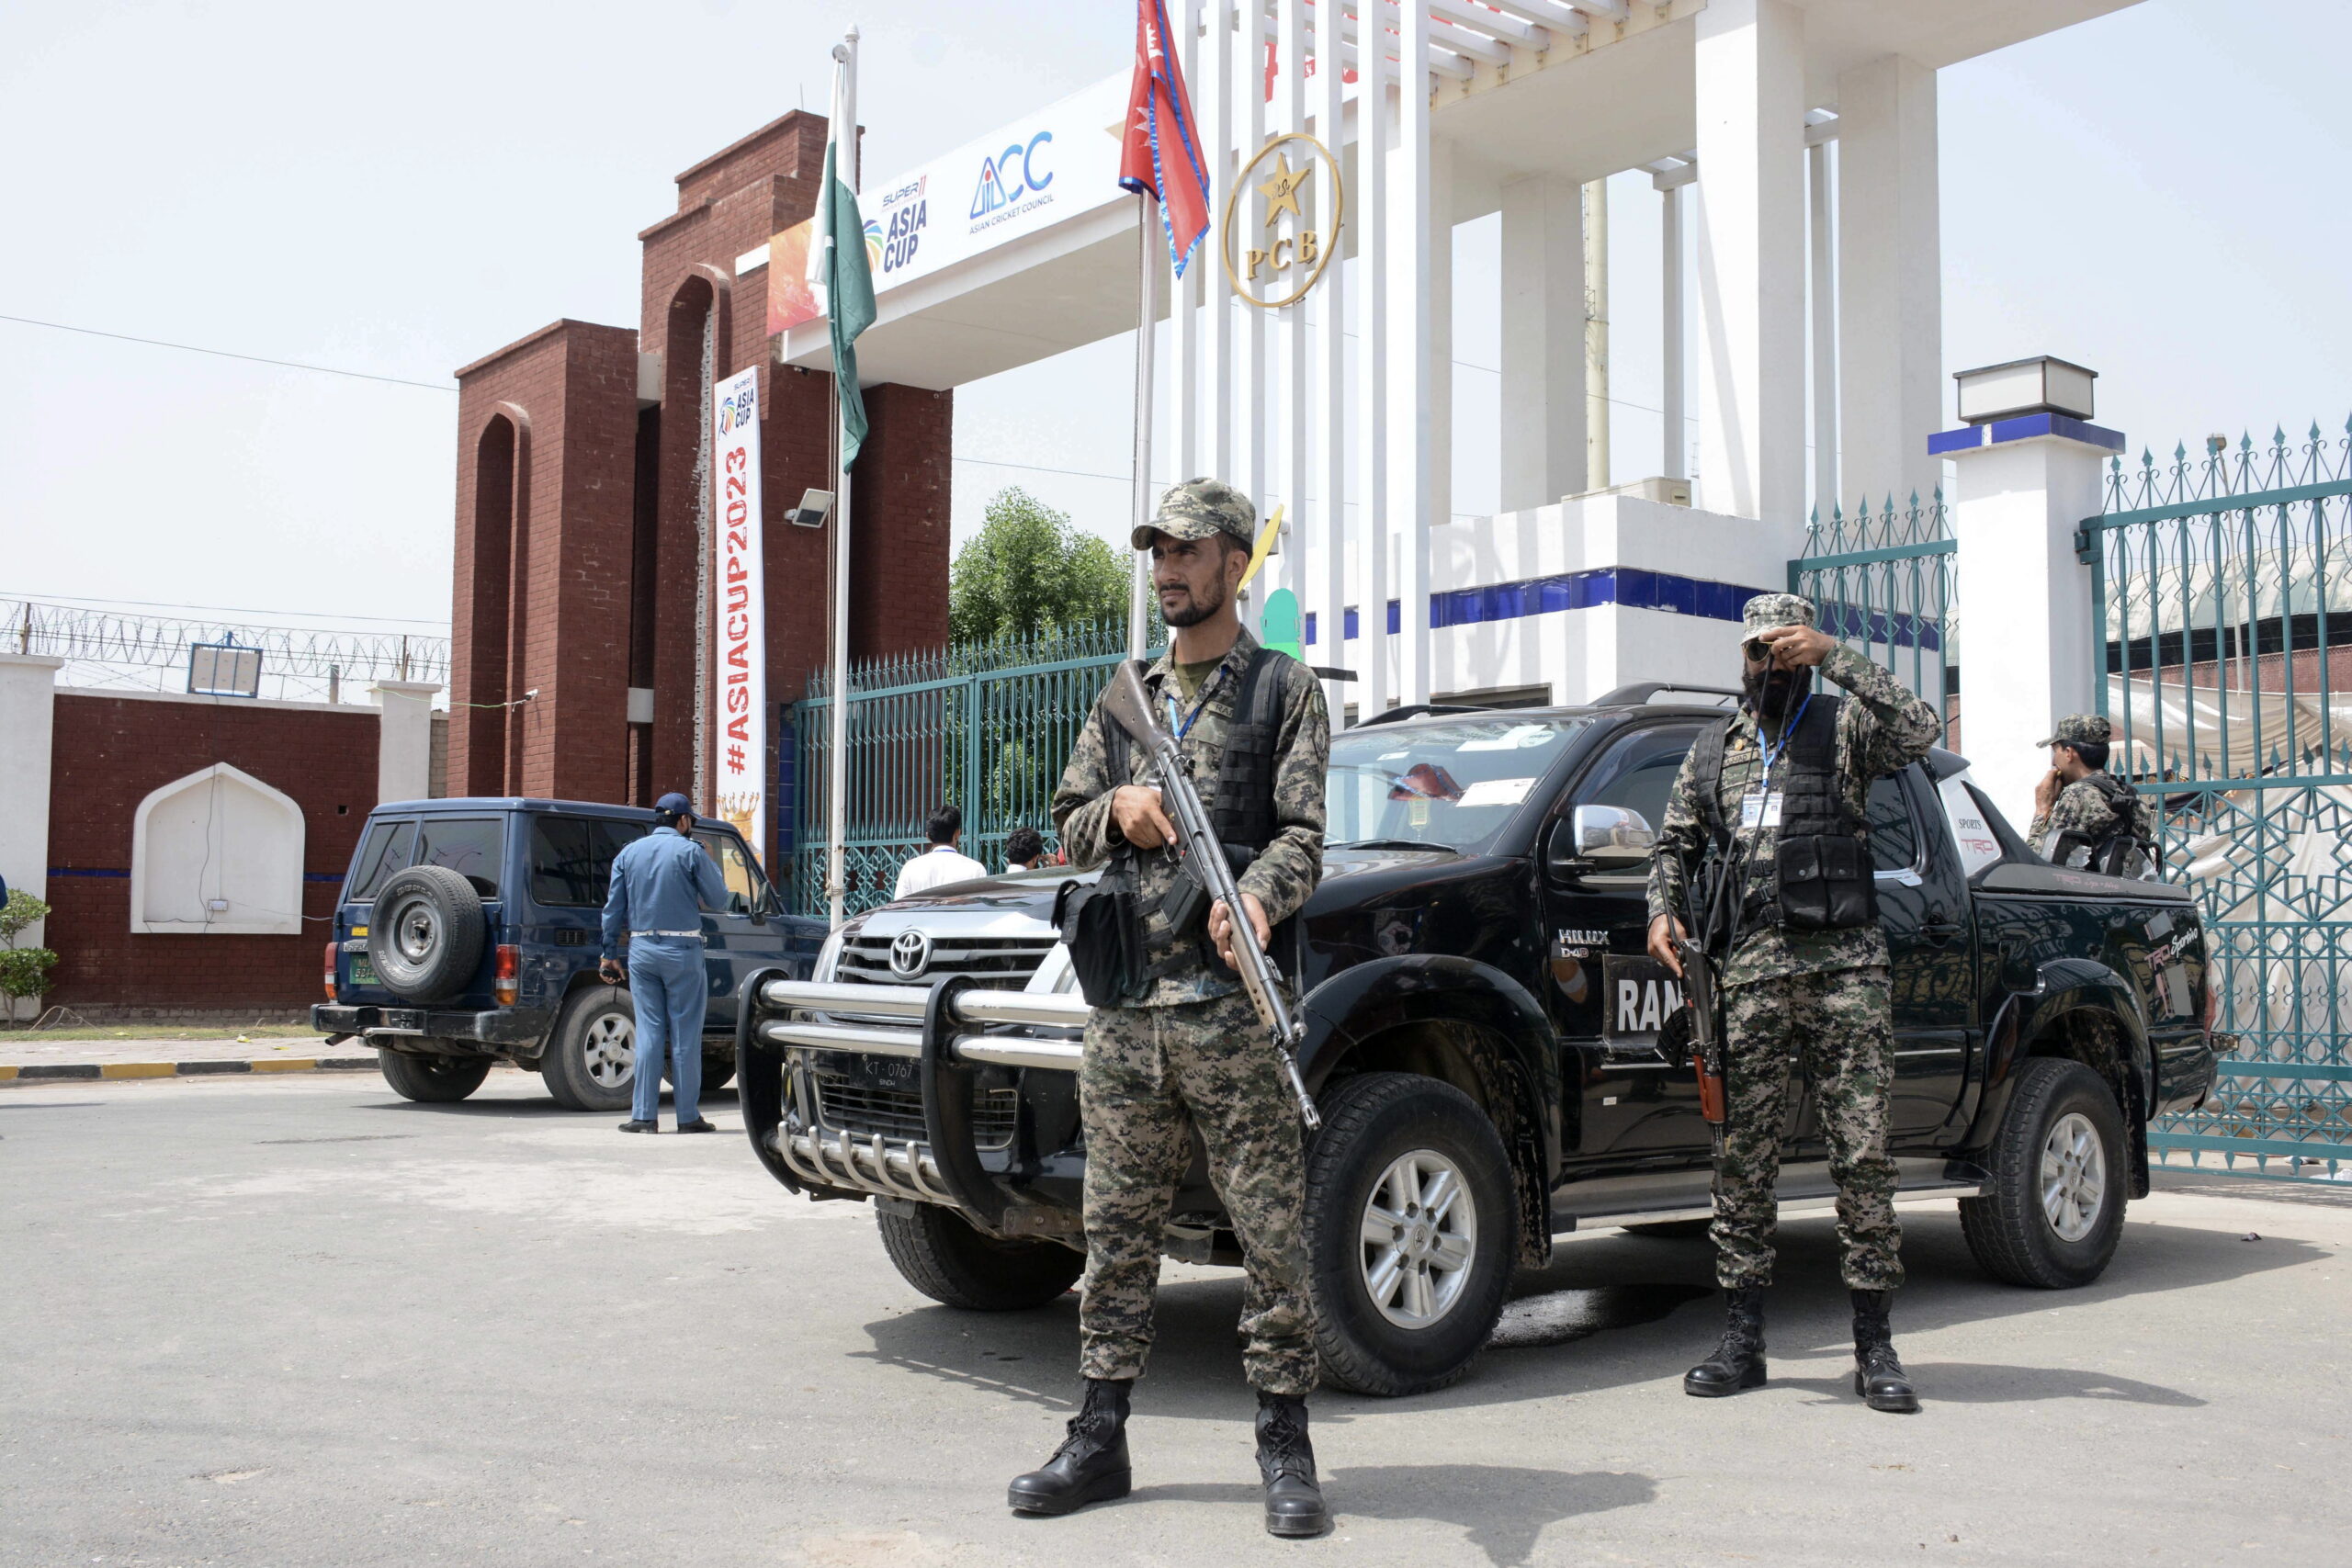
<box><xmin>2080</xmin><ymin>421</ymin><xmax>2352</xmax><ymax>1182</ymax></box>
<box><xmin>1789</xmin><ymin>491</ymin><xmax>1958</xmax><ymax>742</ymax></box>
<box><xmin>786</xmin><ymin>621</ymin><xmax>1147</xmax><ymax>919</ymax></box>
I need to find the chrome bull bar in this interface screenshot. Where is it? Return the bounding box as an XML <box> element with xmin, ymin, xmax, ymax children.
<box><xmin>752</xmin><ymin>977</ymin><xmax>1091</xmax><ymax>1218</ymax></box>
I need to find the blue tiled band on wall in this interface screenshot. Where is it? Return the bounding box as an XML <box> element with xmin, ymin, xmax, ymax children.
<box><xmin>1305</xmin><ymin>567</ymin><xmax>1776</xmax><ymax>646</ymax></box>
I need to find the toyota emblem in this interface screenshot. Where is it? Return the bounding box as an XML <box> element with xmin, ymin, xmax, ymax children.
<box><xmin>888</xmin><ymin>929</ymin><xmax>933</xmax><ymax>979</ymax></box>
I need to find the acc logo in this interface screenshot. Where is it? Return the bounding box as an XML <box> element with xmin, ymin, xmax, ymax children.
<box><xmin>716</xmin><ymin>384</ymin><xmax>755</xmax><ymax>434</ymax></box>
<box><xmin>970</xmin><ymin>130</ymin><xmax>1055</xmax><ymax>220</ymax></box>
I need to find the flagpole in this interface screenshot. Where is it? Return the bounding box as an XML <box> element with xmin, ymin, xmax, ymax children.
<box><xmin>826</xmin><ymin>27</ymin><xmax>859</xmax><ymax>932</ymax></box>
<box><xmin>1127</xmin><ymin>194</ymin><xmax>1157</xmax><ymax>660</ymax></box>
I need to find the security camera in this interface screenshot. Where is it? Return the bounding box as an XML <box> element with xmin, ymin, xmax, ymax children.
<box><xmin>786</xmin><ymin>488</ymin><xmax>835</xmax><ymax>528</ymax></box>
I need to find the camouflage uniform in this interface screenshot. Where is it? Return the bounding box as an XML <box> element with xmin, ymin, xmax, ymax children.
<box><xmin>1049</xmin><ymin>478</ymin><xmax>1330</xmax><ymax>1396</ymax></box>
<box><xmin>2028</xmin><ymin>715</ymin><xmax>2157</xmax><ymax>860</ymax></box>
<box><xmin>1647</xmin><ymin>592</ymin><xmax>1941</xmax><ymax>1291</ymax></box>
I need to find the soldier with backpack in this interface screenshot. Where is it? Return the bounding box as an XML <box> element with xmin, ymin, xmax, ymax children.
<box><xmin>2030</xmin><ymin>715</ymin><xmax>2159</xmax><ymax>876</ymax></box>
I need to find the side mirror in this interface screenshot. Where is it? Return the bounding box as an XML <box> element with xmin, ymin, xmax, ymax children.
<box><xmin>1547</xmin><ymin>805</ymin><xmax>1657</xmax><ymax>879</ymax></box>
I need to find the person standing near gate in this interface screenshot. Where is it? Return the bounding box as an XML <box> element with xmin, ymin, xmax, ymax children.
<box><xmin>1007</xmin><ymin>478</ymin><xmax>1332</xmax><ymax>1537</ymax></box>
<box><xmin>599</xmin><ymin>792</ymin><xmax>729</xmax><ymax>1134</ymax></box>
<box><xmin>894</xmin><ymin>804</ymin><xmax>989</xmax><ymax>897</ymax></box>
<box><xmin>2028</xmin><ymin>715</ymin><xmax>2157</xmax><ymax>874</ymax></box>
<box><xmin>1646</xmin><ymin>593</ymin><xmax>1941</xmax><ymax>1414</ymax></box>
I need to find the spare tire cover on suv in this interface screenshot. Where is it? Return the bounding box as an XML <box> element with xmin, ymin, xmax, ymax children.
<box><xmin>368</xmin><ymin>865</ymin><xmax>488</xmax><ymax>1005</ymax></box>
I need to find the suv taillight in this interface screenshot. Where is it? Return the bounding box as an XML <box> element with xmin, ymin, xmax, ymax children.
<box><xmin>323</xmin><ymin>941</ymin><xmax>339</xmax><ymax>1002</ymax></box>
<box><xmin>494</xmin><ymin>943</ymin><xmax>519</xmax><ymax>1006</ymax></box>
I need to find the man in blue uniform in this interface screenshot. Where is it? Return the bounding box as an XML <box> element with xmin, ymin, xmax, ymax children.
<box><xmin>599</xmin><ymin>792</ymin><xmax>729</xmax><ymax>1134</ymax></box>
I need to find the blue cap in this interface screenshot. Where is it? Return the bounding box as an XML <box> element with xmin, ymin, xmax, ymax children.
<box><xmin>654</xmin><ymin>792</ymin><xmax>693</xmax><ymax>818</ymax></box>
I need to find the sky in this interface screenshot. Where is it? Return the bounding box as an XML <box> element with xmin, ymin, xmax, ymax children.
<box><xmin>4</xmin><ymin>0</ymin><xmax>2349</xmax><ymax>657</ymax></box>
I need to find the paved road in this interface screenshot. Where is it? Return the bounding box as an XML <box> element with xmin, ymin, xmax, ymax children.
<box><xmin>4</xmin><ymin>1072</ymin><xmax>2346</xmax><ymax>1567</ymax></box>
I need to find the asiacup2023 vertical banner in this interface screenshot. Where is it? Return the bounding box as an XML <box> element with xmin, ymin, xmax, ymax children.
<box><xmin>710</xmin><ymin>367</ymin><xmax>767</xmax><ymax>865</ymax></box>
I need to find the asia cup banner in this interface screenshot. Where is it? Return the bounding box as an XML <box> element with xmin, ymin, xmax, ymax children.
<box><xmin>710</xmin><ymin>367</ymin><xmax>767</xmax><ymax>863</ymax></box>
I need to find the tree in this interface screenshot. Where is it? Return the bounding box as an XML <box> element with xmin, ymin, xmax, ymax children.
<box><xmin>0</xmin><ymin>889</ymin><xmax>57</xmax><ymax>1030</ymax></box>
<box><xmin>949</xmin><ymin>488</ymin><xmax>1128</xmax><ymax>646</ymax></box>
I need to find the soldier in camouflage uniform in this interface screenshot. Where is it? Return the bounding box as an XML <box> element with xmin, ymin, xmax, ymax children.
<box><xmin>1647</xmin><ymin>592</ymin><xmax>1940</xmax><ymax>1414</ymax></box>
<box><xmin>2029</xmin><ymin>714</ymin><xmax>2157</xmax><ymax>874</ymax></box>
<box><xmin>1006</xmin><ymin>478</ymin><xmax>1333</xmax><ymax>1539</ymax></box>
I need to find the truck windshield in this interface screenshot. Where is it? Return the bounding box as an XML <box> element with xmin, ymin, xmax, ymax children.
<box><xmin>1327</xmin><ymin>716</ymin><xmax>1588</xmax><ymax>854</ymax></box>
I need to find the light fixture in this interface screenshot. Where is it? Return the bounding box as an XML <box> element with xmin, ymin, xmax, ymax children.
<box><xmin>1952</xmin><ymin>356</ymin><xmax>2096</xmax><ymax>425</ymax></box>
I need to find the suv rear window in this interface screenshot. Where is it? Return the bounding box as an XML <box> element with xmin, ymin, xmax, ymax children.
<box><xmin>417</xmin><ymin>818</ymin><xmax>506</xmax><ymax>898</ymax></box>
<box><xmin>529</xmin><ymin>818</ymin><xmax>647</xmax><ymax>908</ymax></box>
<box><xmin>349</xmin><ymin>819</ymin><xmax>416</xmax><ymax>901</ymax></box>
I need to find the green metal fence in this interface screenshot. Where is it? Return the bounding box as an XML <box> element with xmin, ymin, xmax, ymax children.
<box><xmin>1790</xmin><ymin>491</ymin><xmax>1958</xmax><ymax>744</ymax></box>
<box><xmin>785</xmin><ymin>621</ymin><xmax>1154</xmax><ymax>918</ymax></box>
<box><xmin>2080</xmin><ymin>419</ymin><xmax>2352</xmax><ymax>1182</ymax></box>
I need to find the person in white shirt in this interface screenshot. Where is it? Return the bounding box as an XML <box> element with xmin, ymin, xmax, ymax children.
<box><xmin>1003</xmin><ymin>826</ymin><xmax>1046</xmax><ymax>874</ymax></box>
<box><xmin>894</xmin><ymin>804</ymin><xmax>990</xmax><ymax>897</ymax></box>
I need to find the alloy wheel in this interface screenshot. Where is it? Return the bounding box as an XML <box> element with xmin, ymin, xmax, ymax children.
<box><xmin>1359</xmin><ymin>1149</ymin><xmax>1478</xmax><ymax>1328</ymax></box>
<box><xmin>582</xmin><ymin>1013</ymin><xmax>636</xmax><ymax>1089</ymax></box>
<box><xmin>2039</xmin><ymin>1110</ymin><xmax>2107</xmax><ymax>1243</ymax></box>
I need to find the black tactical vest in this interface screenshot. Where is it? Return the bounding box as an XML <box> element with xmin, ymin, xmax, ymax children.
<box><xmin>1101</xmin><ymin>646</ymin><xmax>1298</xmax><ymax>978</ymax></box>
<box><xmin>1690</xmin><ymin>694</ymin><xmax>1879</xmax><ymax>932</ymax></box>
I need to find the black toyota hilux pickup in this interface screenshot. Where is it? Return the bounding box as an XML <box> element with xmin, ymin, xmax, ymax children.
<box><xmin>738</xmin><ymin>686</ymin><xmax>2217</xmax><ymax>1395</ymax></box>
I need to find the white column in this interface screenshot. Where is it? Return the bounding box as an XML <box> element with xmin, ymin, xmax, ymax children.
<box><xmin>1582</xmin><ymin>177</ymin><xmax>1610</xmax><ymax>492</ymax></box>
<box><xmin>1837</xmin><ymin>53</ymin><xmax>1941</xmax><ymax>505</ymax></box>
<box><xmin>1311</xmin><ymin>0</ymin><xmax>1347</xmax><ymax>712</ymax></box>
<box><xmin>1355</xmin><ymin>15</ymin><xmax>1390</xmax><ymax>718</ymax></box>
<box><xmin>1203</xmin><ymin>0</ymin><xmax>1234</xmax><ymax>479</ymax></box>
<box><xmin>1238</xmin><ymin>0</ymin><xmax>1269</xmax><ymax>632</ymax></box>
<box><xmin>1949</xmin><ymin>424</ymin><xmax>2110</xmax><ymax>829</ymax></box>
<box><xmin>0</xmin><ymin>653</ymin><xmax>62</xmax><ymax>1016</ymax></box>
<box><xmin>1693</xmin><ymin>0</ymin><xmax>1806</xmax><ymax>525</ymax></box>
<box><xmin>1808</xmin><ymin>137</ymin><xmax>1837</xmax><ymax>513</ymax></box>
<box><xmin>1171</xmin><ymin>0</ymin><xmax>1202</xmax><ymax>486</ymax></box>
<box><xmin>1391</xmin><ymin>5</ymin><xmax>1434</xmax><ymax>705</ymax></box>
<box><xmin>1277</xmin><ymin>0</ymin><xmax>1307</xmax><ymax>608</ymax></box>
<box><xmin>1499</xmin><ymin>173</ymin><xmax>1585</xmax><ymax>513</ymax></box>
<box><xmin>1657</xmin><ymin>174</ymin><xmax>1687</xmax><ymax>480</ymax></box>
<box><xmin>372</xmin><ymin>681</ymin><xmax>442</xmax><ymax>805</ymax></box>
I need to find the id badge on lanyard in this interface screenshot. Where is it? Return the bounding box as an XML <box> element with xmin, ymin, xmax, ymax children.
<box><xmin>1739</xmin><ymin>790</ymin><xmax>1784</xmax><ymax>831</ymax></box>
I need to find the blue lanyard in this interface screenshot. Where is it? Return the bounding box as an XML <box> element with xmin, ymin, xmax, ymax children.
<box><xmin>1754</xmin><ymin>693</ymin><xmax>1813</xmax><ymax>790</ymax></box>
<box><xmin>1165</xmin><ymin>665</ymin><xmax>1227</xmax><ymax>743</ymax></box>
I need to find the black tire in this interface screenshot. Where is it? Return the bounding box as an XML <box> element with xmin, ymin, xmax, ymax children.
<box><xmin>540</xmin><ymin>987</ymin><xmax>639</xmax><ymax>1112</ymax></box>
<box><xmin>1623</xmin><ymin>1218</ymin><xmax>1713</xmax><ymax>1238</ymax></box>
<box><xmin>876</xmin><ymin>1204</ymin><xmax>1083</xmax><ymax>1311</ymax></box>
<box><xmin>700</xmin><ymin>1046</ymin><xmax>736</xmax><ymax>1092</ymax></box>
<box><xmin>1306</xmin><ymin>1072</ymin><xmax>1517</xmax><ymax>1396</ymax></box>
<box><xmin>367</xmin><ymin>866</ymin><xmax>486</xmax><ymax>1004</ymax></box>
<box><xmin>1960</xmin><ymin>1056</ymin><xmax>2130</xmax><ymax>1289</ymax></box>
<box><xmin>378</xmin><ymin>1047</ymin><xmax>492</xmax><ymax>1103</ymax></box>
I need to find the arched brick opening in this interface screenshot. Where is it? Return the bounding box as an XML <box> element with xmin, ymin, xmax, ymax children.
<box><xmin>652</xmin><ymin>269</ymin><xmax>730</xmax><ymax>806</ymax></box>
<box><xmin>465</xmin><ymin>412</ymin><xmax>517</xmax><ymax>795</ymax></box>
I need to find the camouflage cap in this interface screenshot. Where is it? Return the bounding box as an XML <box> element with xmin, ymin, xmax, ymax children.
<box><xmin>2039</xmin><ymin>714</ymin><xmax>2110</xmax><ymax>748</ymax></box>
<box><xmin>1739</xmin><ymin>592</ymin><xmax>1818</xmax><ymax>642</ymax></box>
<box><xmin>1133</xmin><ymin>477</ymin><xmax>1257</xmax><ymax>551</ymax></box>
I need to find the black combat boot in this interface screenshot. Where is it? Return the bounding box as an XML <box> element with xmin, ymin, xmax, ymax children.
<box><xmin>1682</xmin><ymin>1285</ymin><xmax>1768</xmax><ymax>1396</ymax></box>
<box><xmin>1850</xmin><ymin>1289</ymin><xmax>1920</xmax><ymax>1413</ymax></box>
<box><xmin>1255</xmin><ymin>1392</ymin><xmax>1329</xmax><ymax>1539</ymax></box>
<box><xmin>1007</xmin><ymin>1378</ymin><xmax>1133</xmax><ymax>1516</ymax></box>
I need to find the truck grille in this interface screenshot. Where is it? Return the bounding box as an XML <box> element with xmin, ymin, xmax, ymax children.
<box><xmin>811</xmin><ymin>1077</ymin><xmax>1018</xmax><ymax>1151</ymax></box>
<box><xmin>836</xmin><ymin>933</ymin><xmax>1058</xmax><ymax>988</ymax></box>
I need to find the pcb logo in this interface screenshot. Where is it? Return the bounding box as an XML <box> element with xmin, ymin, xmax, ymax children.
<box><xmin>1220</xmin><ymin>132</ymin><xmax>1344</xmax><ymax>309</ymax></box>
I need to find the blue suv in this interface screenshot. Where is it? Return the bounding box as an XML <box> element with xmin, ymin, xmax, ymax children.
<box><xmin>312</xmin><ymin>798</ymin><xmax>826</xmax><ymax>1108</ymax></box>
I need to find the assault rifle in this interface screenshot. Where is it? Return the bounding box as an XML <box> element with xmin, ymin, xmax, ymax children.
<box><xmin>1102</xmin><ymin>661</ymin><xmax>1321</xmax><ymax>1131</ymax></box>
<box><xmin>1671</xmin><ymin>841</ymin><xmax>1740</xmax><ymax>1158</ymax></box>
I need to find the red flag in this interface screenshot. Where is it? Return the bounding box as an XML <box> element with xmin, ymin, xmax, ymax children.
<box><xmin>1119</xmin><ymin>0</ymin><xmax>1212</xmax><ymax>277</ymax></box>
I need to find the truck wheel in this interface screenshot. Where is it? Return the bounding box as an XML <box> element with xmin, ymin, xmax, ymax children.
<box><xmin>700</xmin><ymin>1047</ymin><xmax>736</xmax><ymax>1092</ymax></box>
<box><xmin>540</xmin><ymin>987</ymin><xmax>638</xmax><ymax>1112</ymax></box>
<box><xmin>367</xmin><ymin>866</ymin><xmax>486</xmax><ymax>1005</ymax></box>
<box><xmin>876</xmin><ymin>1204</ymin><xmax>1083</xmax><ymax>1311</ymax></box>
<box><xmin>378</xmin><ymin>1048</ymin><xmax>492</xmax><ymax>1103</ymax></box>
<box><xmin>1306</xmin><ymin>1071</ymin><xmax>1517</xmax><ymax>1397</ymax></box>
<box><xmin>1961</xmin><ymin>1056</ymin><xmax>2129</xmax><ymax>1289</ymax></box>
